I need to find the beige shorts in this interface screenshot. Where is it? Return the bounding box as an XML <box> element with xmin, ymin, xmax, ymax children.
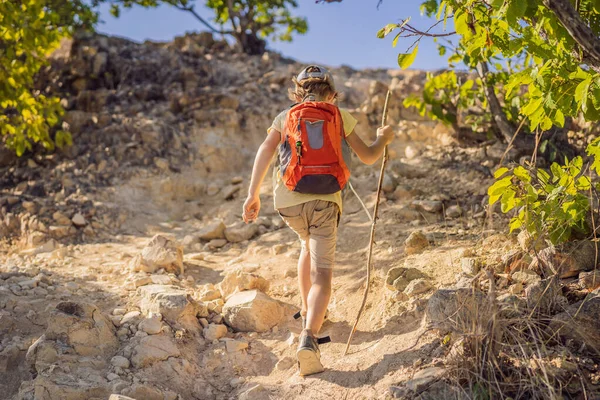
<box><xmin>277</xmin><ymin>200</ymin><xmax>340</xmax><ymax>270</ymax></box>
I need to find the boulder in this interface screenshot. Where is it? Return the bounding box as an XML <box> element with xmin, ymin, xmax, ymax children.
<box><xmin>223</xmin><ymin>290</ymin><xmax>284</xmax><ymax>332</ymax></box>
<box><xmin>385</xmin><ymin>267</ymin><xmax>425</xmax><ymax>291</ymax></box>
<box><xmin>224</xmin><ymin>222</ymin><xmax>259</xmax><ymax>243</ymax></box>
<box><xmin>426</xmin><ymin>288</ymin><xmax>488</xmax><ymax>333</ymax></box>
<box><xmin>139</xmin><ymin>284</ymin><xmax>206</xmax><ymax>334</ymax></box>
<box><xmin>130</xmin><ymin>235</ymin><xmax>184</xmax><ymax>275</ymax></box>
<box><xmin>404</xmin><ymin>231</ymin><xmax>429</xmax><ymax>255</ymax></box>
<box><xmin>45</xmin><ymin>301</ymin><xmax>118</xmax><ymax>357</ymax></box>
<box><xmin>549</xmin><ymin>295</ymin><xmax>600</xmax><ymax>353</ymax></box>
<box><xmin>198</xmin><ymin>220</ymin><xmax>226</xmax><ymax>241</ymax></box>
<box><xmin>131</xmin><ymin>335</ymin><xmax>181</xmax><ymax>368</ymax></box>
<box><xmin>218</xmin><ymin>269</ymin><xmax>270</xmax><ymax>299</ymax></box>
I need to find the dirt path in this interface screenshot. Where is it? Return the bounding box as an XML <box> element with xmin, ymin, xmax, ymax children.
<box><xmin>1</xmin><ymin>139</ymin><xmax>495</xmax><ymax>399</ymax></box>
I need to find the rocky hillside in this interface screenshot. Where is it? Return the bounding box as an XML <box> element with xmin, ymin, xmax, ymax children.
<box><xmin>1</xmin><ymin>32</ymin><xmax>599</xmax><ymax>400</ymax></box>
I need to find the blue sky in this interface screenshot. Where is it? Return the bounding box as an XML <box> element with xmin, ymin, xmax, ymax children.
<box><xmin>96</xmin><ymin>0</ymin><xmax>452</xmax><ymax>71</ymax></box>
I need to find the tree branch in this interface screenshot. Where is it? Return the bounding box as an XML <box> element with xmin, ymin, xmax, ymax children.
<box><xmin>542</xmin><ymin>0</ymin><xmax>600</xmax><ymax>67</ymax></box>
<box><xmin>476</xmin><ymin>61</ymin><xmax>516</xmax><ymax>144</ymax></box>
<box><xmin>173</xmin><ymin>5</ymin><xmax>233</xmax><ymax>35</ymax></box>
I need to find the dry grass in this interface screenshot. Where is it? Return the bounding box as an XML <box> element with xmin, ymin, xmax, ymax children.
<box><xmin>442</xmin><ymin>269</ymin><xmax>599</xmax><ymax>400</ymax></box>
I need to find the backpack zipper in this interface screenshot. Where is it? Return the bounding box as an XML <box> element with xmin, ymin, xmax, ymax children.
<box><xmin>296</xmin><ymin>118</ymin><xmax>303</xmax><ymax>165</ymax></box>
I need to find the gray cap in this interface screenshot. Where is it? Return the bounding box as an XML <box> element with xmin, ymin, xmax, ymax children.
<box><xmin>296</xmin><ymin>65</ymin><xmax>335</xmax><ymax>91</ymax></box>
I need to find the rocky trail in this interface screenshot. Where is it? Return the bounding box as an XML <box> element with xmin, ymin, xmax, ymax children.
<box><xmin>2</xmin><ymin>32</ymin><xmax>600</xmax><ymax>400</ymax></box>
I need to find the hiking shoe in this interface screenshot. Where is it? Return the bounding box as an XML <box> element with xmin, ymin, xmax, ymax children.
<box><xmin>297</xmin><ymin>331</ymin><xmax>324</xmax><ymax>376</ymax></box>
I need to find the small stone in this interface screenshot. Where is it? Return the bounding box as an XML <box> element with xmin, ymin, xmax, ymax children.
<box><xmin>207</xmin><ymin>183</ymin><xmax>220</xmax><ymax>196</ymax></box>
<box><xmin>199</xmin><ymin>289</ymin><xmax>222</xmax><ymax>302</ymax></box>
<box><xmin>404</xmin><ymin>278</ymin><xmax>432</xmax><ymax>297</ymax></box>
<box><xmin>508</xmin><ymin>282</ymin><xmax>524</xmax><ymax>294</ymax></box>
<box><xmin>512</xmin><ymin>270</ymin><xmax>541</xmax><ymax>286</ymax></box>
<box><xmin>208</xmin><ymin>239</ymin><xmax>227</xmax><ymax>249</ymax></box>
<box><xmin>107</xmin><ymin>373</ymin><xmax>120</xmax><ymax>381</ymax></box>
<box><xmin>138</xmin><ymin>316</ymin><xmax>162</xmax><ymax>335</ymax></box>
<box><xmin>276</xmin><ymin>356</ymin><xmax>295</xmax><ymax>370</ymax></box>
<box><xmin>154</xmin><ymin>157</ymin><xmax>169</xmax><ymax>171</ymax></box>
<box><xmin>222</xmin><ymin>185</ymin><xmax>241</xmax><ymax>200</ymax></box>
<box><xmin>271</xmin><ymin>244</ymin><xmax>287</xmax><ymax>255</ymax></box>
<box><xmin>404</xmin><ymin>231</ymin><xmax>429</xmax><ymax>255</ymax></box>
<box><xmin>579</xmin><ymin>270</ymin><xmax>600</xmax><ymax>290</ymax></box>
<box><xmin>382</xmin><ymin>174</ymin><xmax>397</xmax><ymax>193</ymax></box>
<box><xmin>211</xmin><ymin>314</ymin><xmax>224</xmax><ymax>324</ymax></box>
<box><xmin>203</xmin><ymin>323</ymin><xmax>227</xmax><ymax>341</ymax></box>
<box><xmin>198</xmin><ymin>318</ymin><xmax>209</xmax><ymax>328</ymax></box>
<box><xmin>525</xmin><ymin>277</ymin><xmax>564</xmax><ymax>313</ymax></box>
<box><xmin>405</xmin><ymin>367</ymin><xmax>446</xmax><ymax>392</ymax></box>
<box><xmin>113</xmin><ymin>308</ymin><xmax>127</xmax><ymax>316</ymax></box>
<box><xmin>111</xmin><ymin>355</ymin><xmax>130</xmax><ymax>369</ymax></box>
<box><xmin>133</xmin><ymin>276</ymin><xmax>153</xmax><ymax>288</ymax></box>
<box><xmin>225</xmin><ymin>340</ymin><xmax>248</xmax><ymax>352</ymax></box>
<box><xmin>411</xmin><ymin>200</ymin><xmax>443</xmax><ymax>213</ymax></box>
<box><xmin>239</xmin><ymin>384</ymin><xmax>268</xmax><ymax>400</ymax></box>
<box><xmin>445</xmin><ymin>205</ymin><xmax>462</xmax><ymax>219</ymax></box>
<box><xmin>198</xmin><ymin>220</ymin><xmax>226</xmax><ymax>241</ymax></box>
<box><xmin>223</xmin><ymin>290</ymin><xmax>284</xmax><ymax>332</ymax></box>
<box><xmin>224</xmin><ymin>222</ymin><xmax>259</xmax><ymax>243</ymax></box>
<box><xmin>230</xmin><ymin>377</ymin><xmax>245</xmax><ymax>387</ymax></box>
<box><xmin>283</xmin><ymin>266</ymin><xmax>297</xmax><ymax>278</ymax></box>
<box><xmin>390</xmin><ymin>291</ymin><xmax>409</xmax><ymax>302</ymax></box>
<box><xmin>461</xmin><ymin>258</ymin><xmax>480</xmax><ymax>275</ymax></box>
<box><xmin>72</xmin><ymin>213</ymin><xmax>86</xmax><ymax>227</ymax></box>
<box><xmin>120</xmin><ymin>311</ymin><xmax>141</xmax><ymax>326</ymax></box>
<box><xmin>385</xmin><ymin>267</ymin><xmax>425</xmax><ymax>291</ymax></box>
<box><xmin>131</xmin><ymin>335</ymin><xmax>180</xmax><ymax>368</ymax></box>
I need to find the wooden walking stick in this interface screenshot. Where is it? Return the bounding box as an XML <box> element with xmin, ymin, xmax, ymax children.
<box><xmin>343</xmin><ymin>90</ymin><xmax>392</xmax><ymax>356</ymax></box>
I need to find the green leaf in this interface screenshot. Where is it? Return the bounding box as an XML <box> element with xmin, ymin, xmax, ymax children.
<box><xmin>509</xmin><ymin>216</ymin><xmax>523</xmax><ymax>232</ymax></box>
<box><xmin>377</xmin><ymin>23</ymin><xmax>398</xmax><ymax>39</ymax></box>
<box><xmin>575</xmin><ymin>77</ymin><xmax>592</xmax><ymax>112</ymax></box>
<box><xmin>513</xmin><ymin>166</ymin><xmax>531</xmax><ymax>182</ymax></box>
<box><xmin>398</xmin><ymin>45</ymin><xmax>419</xmax><ymax>70</ymax></box>
<box><xmin>392</xmin><ymin>32</ymin><xmax>401</xmax><ymax>48</ymax></box>
<box><xmin>494</xmin><ymin>167</ymin><xmax>510</xmax><ymax>178</ymax></box>
<box><xmin>507</xmin><ymin>0</ymin><xmax>528</xmax><ymax>26</ymax></box>
<box><xmin>110</xmin><ymin>4</ymin><xmax>120</xmax><ymax>18</ymax></box>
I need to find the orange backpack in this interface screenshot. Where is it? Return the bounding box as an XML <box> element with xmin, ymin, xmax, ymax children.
<box><xmin>279</xmin><ymin>101</ymin><xmax>351</xmax><ymax>194</ymax></box>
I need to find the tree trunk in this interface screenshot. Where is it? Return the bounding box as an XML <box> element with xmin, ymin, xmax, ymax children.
<box><xmin>237</xmin><ymin>31</ymin><xmax>266</xmax><ymax>55</ymax></box>
<box><xmin>543</xmin><ymin>0</ymin><xmax>600</xmax><ymax>68</ymax></box>
<box><xmin>476</xmin><ymin>62</ymin><xmax>516</xmax><ymax>144</ymax></box>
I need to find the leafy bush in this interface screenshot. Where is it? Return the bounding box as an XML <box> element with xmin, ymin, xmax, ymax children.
<box><xmin>488</xmin><ymin>156</ymin><xmax>592</xmax><ymax>244</ymax></box>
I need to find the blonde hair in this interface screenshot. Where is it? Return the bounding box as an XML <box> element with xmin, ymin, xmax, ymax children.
<box><xmin>288</xmin><ymin>67</ymin><xmax>337</xmax><ymax>103</ymax></box>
